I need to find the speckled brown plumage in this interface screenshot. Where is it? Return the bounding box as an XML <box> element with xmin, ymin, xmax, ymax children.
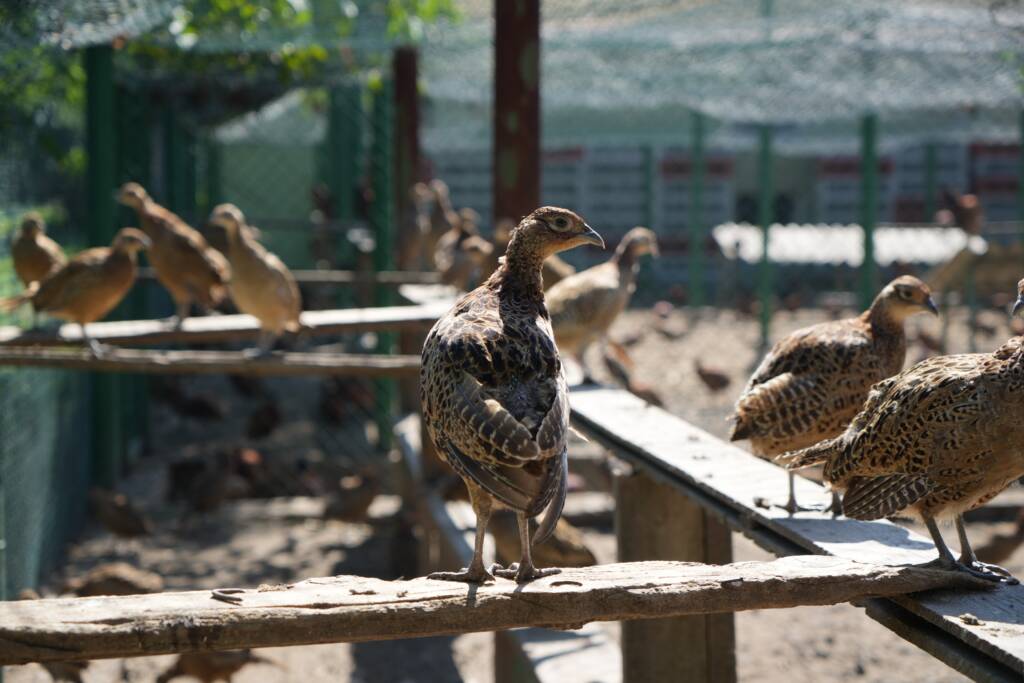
<box><xmin>0</xmin><ymin>228</ymin><xmax>149</xmax><ymax>354</ymax></box>
<box><xmin>11</xmin><ymin>212</ymin><xmax>65</xmax><ymax>287</ymax></box>
<box><xmin>485</xmin><ymin>217</ymin><xmax>577</xmax><ymax>290</ymax></box>
<box><xmin>208</xmin><ymin>204</ymin><xmax>302</xmax><ymax>354</ymax></box>
<box><xmin>776</xmin><ymin>279</ymin><xmax>1024</xmax><ymax>583</ymax></box>
<box><xmin>731</xmin><ymin>275</ymin><xmax>937</xmax><ymax>511</ymax></box>
<box><xmin>117</xmin><ymin>182</ymin><xmax>229</xmax><ymax>326</ymax></box>
<box><xmin>546</xmin><ymin>227</ymin><xmax>658</xmax><ymax>367</ymax></box>
<box><xmin>420</xmin><ymin>206</ymin><xmax>603</xmax><ymax>583</ymax></box>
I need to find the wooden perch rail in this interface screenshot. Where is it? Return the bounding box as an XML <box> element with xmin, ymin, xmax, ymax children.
<box><xmin>0</xmin><ymin>347</ymin><xmax>421</xmax><ymax>378</ymax></box>
<box><xmin>0</xmin><ymin>302</ymin><xmax>451</xmax><ymax>347</ymax></box>
<box><xmin>137</xmin><ymin>268</ymin><xmax>441</xmax><ymax>286</ymax></box>
<box><xmin>0</xmin><ymin>556</ymin><xmax>987</xmax><ymax>667</ymax></box>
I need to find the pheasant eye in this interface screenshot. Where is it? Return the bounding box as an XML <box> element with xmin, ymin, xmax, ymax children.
<box><xmin>554</xmin><ymin>217</ymin><xmax>568</xmax><ymax>229</ymax></box>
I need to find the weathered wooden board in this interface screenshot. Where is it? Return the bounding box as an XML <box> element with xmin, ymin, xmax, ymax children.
<box><xmin>137</xmin><ymin>268</ymin><xmax>441</xmax><ymax>286</ymax></box>
<box><xmin>568</xmin><ymin>386</ymin><xmax>1024</xmax><ymax>680</ymax></box>
<box><xmin>0</xmin><ymin>302</ymin><xmax>450</xmax><ymax>347</ymax></box>
<box><xmin>0</xmin><ymin>347</ymin><xmax>421</xmax><ymax>378</ymax></box>
<box><xmin>0</xmin><ymin>557</ymin><xmax>983</xmax><ymax>667</ymax></box>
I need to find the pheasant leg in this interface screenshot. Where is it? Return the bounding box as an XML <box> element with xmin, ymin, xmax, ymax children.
<box><xmin>80</xmin><ymin>324</ymin><xmax>106</xmax><ymax>358</ymax></box>
<box><xmin>494</xmin><ymin>511</ymin><xmax>560</xmax><ymax>583</ymax></box>
<box><xmin>829</xmin><ymin>491</ymin><xmax>843</xmax><ymax>518</ymax></box>
<box><xmin>922</xmin><ymin>516</ymin><xmax>1006</xmax><ymax>583</ymax></box>
<box><xmin>774</xmin><ymin>472</ymin><xmax>828</xmax><ymax>515</ymax></box>
<box><xmin>428</xmin><ymin>483</ymin><xmax>496</xmax><ymax>583</ymax></box>
<box><xmin>245</xmin><ymin>331</ymin><xmax>277</xmax><ymax>358</ymax></box>
<box><xmin>172</xmin><ymin>300</ymin><xmax>190</xmax><ymax>330</ymax></box>
<box><xmin>955</xmin><ymin>515</ymin><xmax>1018</xmax><ymax>584</ymax></box>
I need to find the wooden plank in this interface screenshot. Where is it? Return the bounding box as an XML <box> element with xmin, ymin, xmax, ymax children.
<box><xmin>0</xmin><ymin>302</ymin><xmax>451</xmax><ymax>347</ymax></box>
<box><xmin>0</xmin><ymin>347</ymin><xmax>421</xmax><ymax>377</ymax></box>
<box><xmin>0</xmin><ymin>557</ymin><xmax>985</xmax><ymax>667</ymax></box>
<box><xmin>616</xmin><ymin>471</ymin><xmax>735</xmax><ymax>683</ymax></box>
<box><xmin>137</xmin><ymin>268</ymin><xmax>441</xmax><ymax>286</ymax></box>
<box><xmin>569</xmin><ymin>386</ymin><xmax>1024</xmax><ymax>680</ymax></box>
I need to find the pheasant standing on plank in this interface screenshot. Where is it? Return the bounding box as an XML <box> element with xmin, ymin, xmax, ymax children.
<box><xmin>546</xmin><ymin>227</ymin><xmax>658</xmax><ymax>378</ymax></box>
<box><xmin>730</xmin><ymin>275</ymin><xmax>938</xmax><ymax>514</ymax></box>
<box><xmin>0</xmin><ymin>228</ymin><xmax>150</xmax><ymax>355</ymax></box>
<box><xmin>434</xmin><ymin>208</ymin><xmax>495</xmax><ymax>290</ymax></box>
<box><xmin>421</xmin><ymin>206</ymin><xmax>603</xmax><ymax>583</ymax></box>
<box><xmin>208</xmin><ymin>204</ymin><xmax>302</xmax><ymax>355</ymax></box>
<box><xmin>156</xmin><ymin>650</ymin><xmax>280</xmax><ymax>683</ymax></box>
<box><xmin>777</xmin><ymin>279</ymin><xmax>1024</xmax><ymax>583</ymax></box>
<box><xmin>424</xmin><ymin>179</ymin><xmax>459</xmax><ymax>264</ymax></box>
<box><xmin>11</xmin><ymin>212</ymin><xmax>66</xmax><ymax>327</ymax></box>
<box><xmin>117</xmin><ymin>182</ymin><xmax>229</xmax><ymax>328</ymax></box>
<box><xmin>12</xmin><ymin>212</ymin><xmax>65</xmax><ymax>287</ymax></box>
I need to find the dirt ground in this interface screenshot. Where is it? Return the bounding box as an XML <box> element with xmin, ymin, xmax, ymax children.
<box><xmin>6</xmin><ymin>304</ymin><xmax>1022</xmax><ymax>682</ymax></box>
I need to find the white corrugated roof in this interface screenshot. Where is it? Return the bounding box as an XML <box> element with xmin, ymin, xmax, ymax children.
<box><xmin>712</xmin><ymin>223</ymin><xmax>987</xmax><ymax>267</ymax></box>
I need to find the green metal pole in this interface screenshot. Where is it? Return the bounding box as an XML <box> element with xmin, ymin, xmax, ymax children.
<box><xmin>204</xmin><ymin>136</ymin><xmax>222</xmax><ymax>217</ymax></box>
<box><xmin>757</xmin><ymin>126</ymin><xmax>774</xmax><ymax>349</ymax></box>
<box><xmin>370</xmin><ymin>80</ymin><xmax>396</xmax><ymax>451</ymax></box>
<box><xmin>1019</xmin><ymin>110</ymin><xmax>1024</xmax><ymax>233</ymax></box>
<box><xmin>689</xmin><ymin>111</ymin><xmax>706</xmax><ymax>307</ymax></box>
<box><xmin>85</xmin><ymin>45</ymin><xmax>120</xmax><ymax>488</ymax></box>
<box><xmin>327</xmin><ymin>84</ymin><xmax>363</xmax><ymax>270</ymax></box>
<box><xmin>859</xmin><ymin>113</ymin><xmax>879</xmax><ymax>309</ymax></box>
<box><xmin>923</xmin><ymin>143</ymin><xmax>937</xmax><ymax>220</ymax></box>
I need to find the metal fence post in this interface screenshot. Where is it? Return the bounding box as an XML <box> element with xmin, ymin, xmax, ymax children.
<box><xmin>757</xmin><ymin>126</ymin><xmax>774</xmax><ymax>350</ymax></box>
<box><xmin>690</xmin><ymin>111</ymin><xmax>706</xmax><ymax>307</ymax></box>
<box><xmin>370</xmin><ymin>79</ymin><xmax>396</xmax><ymax>451</ymax></box>
<box><xmin>859</xmin><ymin>113</ymin><xmax>879</xmax><ymax>309</ymax></box>
<box><xmin>85</xmin><ymin>45</ymin><xmax>120</xmax><ymax>488</ymax></box>
<box><xmin>493</xmin><ymin>0</ymin><xmax>541</xmax><ymax>223</ymax></box>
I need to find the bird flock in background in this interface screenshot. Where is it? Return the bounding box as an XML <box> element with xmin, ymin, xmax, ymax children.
<box><xmin>6</xmin><ymin>179</ymin><xmax>1024</xmax><ymax>595</ymax></box>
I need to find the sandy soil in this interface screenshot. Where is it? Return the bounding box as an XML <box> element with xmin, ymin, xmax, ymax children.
<box><xmin>6</xmin><ymin>304</ymin><xmax>1022</xmax><ymax>682</ymax></box>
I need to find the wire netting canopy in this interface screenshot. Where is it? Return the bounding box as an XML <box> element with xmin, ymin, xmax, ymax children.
<box><xmin>421</xmin><ymin>0</ymin><xmax>1024</xmax><ymax>150</ymax></box>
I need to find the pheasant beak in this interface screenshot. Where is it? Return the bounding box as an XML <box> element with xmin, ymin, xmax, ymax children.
<box><xmin>1013</xmin><ymin>295</ymin><xmax>1024</xmax><ymax>318</ymax></box>
<box><xmin>924</xmin><ymin>296</ymin><xmax>939</xmax><ymax>317</ymax></box>
<box><xmin>579</xmin><ymin>224</ymin><xmax>605</xmax><ymax>249</ymax></box>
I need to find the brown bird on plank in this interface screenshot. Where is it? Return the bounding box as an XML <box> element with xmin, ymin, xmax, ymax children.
<box><xmin>546</xmin><ymin>227</ymin><xmax>658</xmax><ymax>379</ymax></box>
<box><xmin>117</xmin><ymin>182</ymin><xmax>229</xmax><ymax>328</ymax></box>
<box><xmin>208</xmin><ymin>203</ymin><xmax>303</xmax><ymax>355</ymax></box>
<box><xmin>485</xmin><ymin>217</ymin><xmax>577</xmax><ymax>290</ymax></box>
<box><xmin>156</xmin><ymin>650</ymin><xmax>281</xmax><ymax>683</ymax></box>
<box><xmin>695</xmin><ymin>359</ymin><xmax>731</xmax><ymax>393</ymax></box>
<box><xmin>421</xmin><ymin>206</ymin><xmax>604</xmax><ymax>583</ymax></box>
<box><xmin>777</xmin><ymin>279</ymin><xmax>1024</xmax><ymax>583</ymax></box>
<box><xmin>434</xmin><ymin>208</ymin><xmax>495</xmax><ymax>290</ymax></box>
<box><xmin>11</xmin><ymin>212</ymin><xmax>65</xmax><ymax>287</ymax></box>
<box><xmin>730</xmin><ymin>275</ymin><xmax>938</xmax><ymax>514</ymax></box>
<box><xmin>0</xmin><ymin>228</ymin><xmax>149</xmax><ymax>355</ymax></box>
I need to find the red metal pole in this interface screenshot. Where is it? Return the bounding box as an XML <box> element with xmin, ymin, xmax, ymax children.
<box><xmin>493</xmin><ymin>0</ymin><xmax>541</xmax><ymax>224</ymax></box>
<box><xmin>393</xmin><ymin>46</ymin><xmax>421</xmax><ymax>270</ymax></box>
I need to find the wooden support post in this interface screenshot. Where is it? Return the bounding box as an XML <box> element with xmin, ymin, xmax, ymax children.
<box><xmin>616</xmin><ymin>470</ymin><xmax>736</xmax><ymax>683</ymax></box>
<box><xmin>757</xmin><ymin>126</ymin><xmax>774</xmax><ymax>350</ymax></box>
<box><xmin>859</xmin><ymin>113</ymin><xmax>879</xmax><ymax>310</ymax></box>
<box><xmin>394</xmin><ymin>46</ymin><xmax>421</xmax><ymax>270</ymax></box>
<box><xmin>493</xmin><ymin>0</ymin><xmax>541</xmax><ymax>224</ymax></box>
<box><xmin>85</xmin><ymin>44</ymin><xmax>120</xmax><ymax>488</ymax></box>
<box><xmin>689</xmin><ymin>110</ymin><xmax>706</xmax><ymax>307</ymax></box>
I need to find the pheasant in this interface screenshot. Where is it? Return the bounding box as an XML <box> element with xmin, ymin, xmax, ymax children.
<box><xmin>545</xmin><ymin>227</ymin><xmax>658</xmax><ymax>376</ymax></box>
<box><xmin>156</xmin><ymin>650</ymin><xmax>280</xmax><ymax>683</ymax></box>
<box><xmin>208</xmin><ymin>203</ymin><xmax>302</xmax><ymax>355</ymax></box>
<box><xmin>0</xmin><ymin>228</ymin><xmax>149</xmax><ymax>355</ymax></box>
<box><xmin>117</xmin><ymin>182</ymin><xmax>229</xmax><ymax>327</ymax></box>
<box><xmin>485</xmin><ymin>217</ymin><xmax>577</xmax><ymax>290</ymax></box>
<box><xmin>62</xmin><ymin>562</ymin><xmax>164</xmax><ymax>596</ymax></box>
<box><xmin>11</xmin><ymin>212</ymin><xmax>65</xmax><ymax>288</ymax></box>
<box><xmin>730</xmin><ymin>275</ymin><xmax>938</xmax><ymax>513</ymax></box>
<box><xmin>434</xmin><ymin>208</ymin><xmax>495</xmax><ymax>290</ymax></box>
<box><xmin>89</xmin><ymin>488</ymin><xmax>152</xmax><ymax>539</ymax></box>
<box><xmin>776</xmin><ymin>279</ymin><xmax>1024</xmax><ymax>583</ymax></box>
<box><xmin>420</xmin><ymin>206</ymin><xmax>603</xmax><ymax>583</ymax></box>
